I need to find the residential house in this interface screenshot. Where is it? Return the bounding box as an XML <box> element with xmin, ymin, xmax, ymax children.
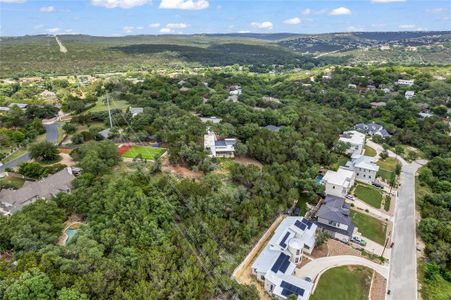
<box><xmin>345</xmin><ymin>155</ymin><xmax>379</xmax><ymax>184</ymax></box>
<box><xmin>370</xmin><ymin>102</ymin><xmax>386</xmax><ymax>109</ymax></box>
<box><xmin>99</xmin><ymin>128</ymin><xmax>112</xmax><ymax>139</ymax></box>
<box><xmin>348</xmin><ymin>84</ymin><xmax>357</xmax><ymax>89</ymax></box>
<box><xmin>204</xmin><ymin>130</ymin><xmax>237</xmax><ymax>158</ymax></box>
<box><xmin>264</xmin><ymin>125</ymin><xmax>284</xmax><ymax>132</ymax></box>
<box><xmin>397</xmin><ymin>79</ymin><xmax>414</xmax><ymax>86</ymax></box>
<box><xmin>129</xmin><ymin>107</ymin><xmax>144</xmax><ymax>118</ymax></box>
<box><xmin>0</xmin><ymin>168</ymin><xmax>75</xmax><ymax>215</ymax></box>
<box><xmin>354</xmin><ymin>122</ymin><xmax>391</xmax><ymax>138</ymax></box>
<box><xmin>405</xmin><ymin>91</ymin><xmax>415</xmax><ymax>99</ymax></box>
<box><xmin>0</xmin><ymin>107</ymin><xmax>10</xmax><ymax>112</ymax></box>
<box><xmin>8</xmin><ymin>103</ymin><xmax>28</xmax><ymax>109</ymax></box>
<box><xmin>322</xmin><ymin>167</ymin><xmax>355</xmax><ymax>198</ymax></box>
<box><xmin>252</xmin><ymin>217</ymin><xmax>316</xmax><ymax>300</ymax></box>
<box><xmin>39</xmin><ymin>90</ymin><xmax>58</xmax><ymax>102</ymax></box>
<box><xmin>418</xmin><ymin>111</ymin><xmax>433</xmax><ymax>119</ymax></box>
<box><xmin>339</xmin><ymin>130</ymin><xmax>366</xmax><ymax>157</ymax></box>
<box><xmin>200</xmin><ymin>116</ymin><xmax>222</xmax><ymax>124</ymax></box>
<box><xmin>315</xmin><ymin>195</ymin><xmax>355</xmax><ymax>242</ymax></box>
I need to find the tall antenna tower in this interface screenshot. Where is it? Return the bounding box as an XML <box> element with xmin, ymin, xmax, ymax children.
<box><xmin>106</xmin><ymin>94</ymin><xmax>113</xmax><ymax>129</ymax></box>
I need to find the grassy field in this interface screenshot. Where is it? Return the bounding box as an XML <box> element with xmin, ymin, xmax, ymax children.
<box><xmin>377</xmin><ymin>168</ymin><xmax>394</xmax><ymax>182</ymax></box>
<box><xmin>87</xmin><ymin>98</ymin><xmax>129</xmax><ymax>113</ymax></box>
<box><xmin>351</xmin><ymin>210</ymin><xmax>387</xmax><ymax>245</ymax></box>
<box><xmin>353</xmin><ymin>183</ymin><xmax>383</xmax><ymax>208</ymax></box>
<box><xmin>377</xmin><ymin>157</ymin><xmax>398</xmax><ymax>172</ymax></box>
<box><xmin>0</xmin><ymin>176</ymin><xmax>25</xmax><ymax>190</ymax></box>
<box><xmin>122</xmin><ymin>146</ymin><xmax>165</xmax><ymax>160</ymax></box>
<box><xmin>311</xmin><ymin>266</ymin><xmax>372</xmax><ymax>300</ymax></box>
<box><xmin>364</xmin><ymin>145</ymin><xmax>377</xmax><ymax>157</ymax></box>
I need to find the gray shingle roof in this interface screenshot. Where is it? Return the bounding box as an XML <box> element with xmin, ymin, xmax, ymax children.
<box><xmin>316</xmin><ymin>195</ymin><xmax>353</xmax><ymax>226</ymax></box>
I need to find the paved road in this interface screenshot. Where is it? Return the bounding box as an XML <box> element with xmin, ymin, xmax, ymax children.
<box><xmin>388</xmin><ymin>160</ymin><xmax>425</xmax><ymax>300</ymax></box>
<box><xmin>0</xmin><ymin>123</ymin><xmax>60</xmax><ymax>172</ymax></box>
<box><xmin>296</xmin><ymin>255</ymin><xmax>389</xmax><ymax>280</ymax></box>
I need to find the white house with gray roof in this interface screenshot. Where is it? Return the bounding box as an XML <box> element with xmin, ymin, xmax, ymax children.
<box><xmin>252</xmin><ymin>216</ymin><xmax>316</xmax><ymax>300</ymax></box>
<box><xmin>0</xmin><ymin>168</ymin><xmax>75</xmax><ymax>216</ymax></box>
<box><xmin>315</xmin><ymin>195</ymin><xmax>355</xmax><ymax>242</ymax></box>
<box><xmin>204</xmin><ymin>130</ymin><xmax>237</xmax><ymax>158</ymax></box>
<box><xmin>345</xmin><ymin>155</ymin><xmax>379</xmax><ymax>184</ymax></box>
<box><xmin>129</xmin><ymin>107</ymin><xmax>143</xmax><ymax>118</ymax></box>
<box><xmin>354</xmin><ymin>122</ymin><xmax>391</xmax><ymax>138</ymax></box>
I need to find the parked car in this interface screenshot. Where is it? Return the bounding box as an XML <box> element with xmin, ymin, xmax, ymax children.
<box><xmin>345</xmin><ymin>194</ymin><xmax>355</xmax><ymax>201</ymax></box>
<box><xmin>304</xmin><ymin>276</ymin><xmax>313</xmax><ymax>283</ymax></box>
<box><xmin>372</xmin><ymin>181</ymin><xmax>384</xmax><ymax>189</ymax></box>
<box><xmin>351</xmin><ymin>236</ymin><xmax>367</xmax><ymax>246</ymax></box>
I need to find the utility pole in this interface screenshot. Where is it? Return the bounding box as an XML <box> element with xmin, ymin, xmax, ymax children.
<box><xmin>106</xmin><ymin>94</ymin><xmax>113</xmax><ymax>129</ymax></box>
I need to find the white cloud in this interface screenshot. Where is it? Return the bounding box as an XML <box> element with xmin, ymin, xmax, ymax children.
<box><xmin>398</xmin><ymin>24</ymin><xmax>416</xmax><ymax>29</ymax></box>
<box><xmin>371</xmin><ymin>0</ymin><xmax>405</xmax><ymax>3</ymax></box>
<box><xmin>40</xmin><ymin>6</ymin><xmax>55</xmax><ymax>12</ymax></box>
<box><xmin>47</xmin><ymin>27</ymin><xmax>60</xmax><ymax>33</ymax></box>
<box><xmin>302</xmin><ymin>8</ymin><xmax>311</xmax><ymax>15</ymax></box>
<box><xmin>238</xmin><ymin>30</ymin><xmax>250</xmax><ymax>33</ymax></box>
<box><xmin>166</xmin><ymin>23</ymin><xmax>188</xmax><ymax>29</ymax></box>
<box><xmin>160</xmin><ymin>27</ymin><xmax>172</xmax><ymax>33</ymax></box>
<box><xmin>149</xmin><ymin>23</ymin><xmax>160</xmax><ymax>28</ymax></box>
<box><xmin>90</xmin><ymin>0</ymin><xmax>150</xmax><ymax>9</ymax></box>
<box><xmin>159</xmin><ymin>0</ymin><xmax>209</xmax><ymax>10</ymax></box>
<box><xmin>136</xmin><ymin>26</ymin><xmax>144</xmax><ymax>30</ymax></box>
<box><xmin>329</xmin><ymin>7</ymin><xmax>352</xmax><ymax>16</ymax></box>
<box><xmin>0</xmin><ymin>0</ymin><xmax>26</xmax><ymax>3</ymax></box>
<box><xmin>427</xmin><ymin>8</ymin><xmax>448</xmax><ymax>14</ymax></box>
<box><xmin>283</xmin><ymin>17</ymin><xmax>301</xmax><ymax>25</ymax></box>
<box><xmin>123</xmin><ymin>26</ymin><xmax>135</xmax><ymax>33</ymax></box>
<box><xmin>251</xmin><ymin>21</ymin><xmax>273</xmax><ymax>30</ymax></box>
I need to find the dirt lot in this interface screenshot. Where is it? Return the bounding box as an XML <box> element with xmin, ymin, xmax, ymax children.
<box><xmin>370</xmin><ymin>271</ymin><xmax>387</xmax><ymax>300</ymax></box>
<box><xmin>310</xmin><ymin>239</ymin><xmax>361</xmax><ymax>259</ymax></box>
<box><xmin>234</xmin><ymin>156</ymin><xmax>263</xmax><ymax>168</ymax></box>
<box><xmin>161</xmin><ymin>154</ymin><xmax>204</xmax><ymax>179</ymax></box>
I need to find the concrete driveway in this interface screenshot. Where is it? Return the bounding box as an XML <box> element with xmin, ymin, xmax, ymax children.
<box><xmin>296</xmin><ymin>255</ymin><xmax>389</xmax><ymax>282</ymax></box>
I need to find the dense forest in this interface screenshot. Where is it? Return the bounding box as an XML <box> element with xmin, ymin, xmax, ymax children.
<box><xmin>0</xmin><ymin>64</ymin><xmax>450</xmax><ymax>299</ymax></box>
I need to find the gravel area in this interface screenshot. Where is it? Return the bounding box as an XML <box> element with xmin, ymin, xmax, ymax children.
<box><xmin>370</xmin><ymin>271</ymin><xmax>387</xmax><ymax>300</ymax></box>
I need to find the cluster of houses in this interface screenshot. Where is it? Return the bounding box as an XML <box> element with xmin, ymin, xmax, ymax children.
<box><xmin>252</xmin><ymin>217</ymin><xmax>317</xmax><ymax>300</ymax></box>
<box><xmin>354</xmin><ymin>122</ymin><xmax>391</xmax><ymax>138</ymax></box>
<box><xmin>0</xmin><ymin>103</ymin><xmax>29</xmax><ymax>113</ymax></box>
<box><xmin>0</xmin><ymin>167</ymin><xmax>77</xmax><ymax>216</ymax></box>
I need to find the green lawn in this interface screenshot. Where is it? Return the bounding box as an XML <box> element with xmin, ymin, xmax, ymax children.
<box><xmin>218</xmin><ymin>158</ymin><xmax>236</xmax><ymax>171</ymax></box>
<box><xmin>0</xmin><ymin>176</ymin><xmax>25</xmax><ymax>190</ymax></box>
<box><xmin>364</xmin><ymin>145</ymin><xmax>377</xmax><ymax>157</ymax></box>
<box><xmin>311</xmin><ymin>266</ymin><xmax>372</xmax><ymax>300</ymax></box>
<box><xmin>377</xmin><ymin>157</ymin><xmax>398</xmax><ymax>172</ymax></box>
<box><xmin>87</xmin><ymin>98</ymin><xmax>129</xmax><ymax>113</ymax></box>
<box><xmin>122</xmin><ymin>146</ymin><xmax>165</xmax><ymax>160</ymax></box>
<box><xmin>353</xmin><ymin>184</ymin><xmax>383</xmax><ymax>208</ymax></box>
<box><xmin>351</xmin><ymin>210</ymin><xmax>387</xmax><ymax>245</ymax></box>
<box><xmin>377</xmin><ymin>168</ymin><xmax>394</xmax><ymax>182</ymax></box>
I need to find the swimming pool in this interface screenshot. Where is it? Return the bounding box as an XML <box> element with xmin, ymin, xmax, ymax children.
<box><xmin>64</xmin><ymin>228</ymin><xmax>78</xmax><ymax>245</ymax></box>
<box><xmin>315</xmin><ymin>175</ymin><xmax>324</xmax><ymax>184</ymax></box>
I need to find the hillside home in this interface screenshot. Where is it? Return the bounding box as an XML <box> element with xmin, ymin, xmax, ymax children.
<box><xmin>315</xmin><ymin>195</ymin><xmax>355</xmax><ymax>242</ymax></box>
<box><xmin>200</xmin><ymin>116</ymin><xmax>222</xmax><ymax>124</ymax></box>
<box><xmin>8</xmin><ymin>103</ymin><xmax>28</xmax><ymax>109</ymax></box>
<box><xmin>348</xmin><ymin>84</ymin><xmax>357</xmax><ymax>89</ymax></box>
<box><xmin>345</xmin><ymin>155</ymin><xmax>379</xmax><ymax>184</ymax></box>
<box><xmin>322</xmin><ymin>167</ymin><xmax>355</xmax><ymax>198</ymax></box>
<box><xmin>129</xmin><ymin>107</ymin><xmax>143</xmax><ymax>118</ymax></box>
<box><xmin>252</xmin><ymin>217</ymin><xmax>316</xmax><ymax>300</ymax></box>
<box><xmin>263</xmin><ymin>125</ymin><xmax>284</xmax><ymax>132</ymax></box>
<box><xmin>405</xmin><ymin>90</ymin><xmax>415</xmax><ymax>99</ymax></box>
<box><xmin>354</xmin><ymin>122</ymin><xmax>391</xmax><ymax>138</ymax></box>
<box><xmin>204</xmin><ymin>130</ymin><xmax>237</xmax><ymax>158</ymax></box>
<box><xmin>397</xmin><ymin>79</ymin><xmax>414</xmax><ymax>86</ymax></box>
<box><xmin>39</xmin><ymin>90</ymin><xmax>58</xmax><ymax>102</ymax></box>
<box><xmin>339</xmin><ymin>130</ymin><xmax>365</xmax><ymax>157</ymax></box>
<box><xmin>0</xmin><ymin>168</ymin><xmax>75</xmax><ymax>216</ymax></box>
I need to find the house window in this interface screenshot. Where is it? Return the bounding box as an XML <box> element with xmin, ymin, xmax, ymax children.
<box><xmin>296</xmin><ymin>249</ymin><xmax>300</xmax><ymax>255</ymax></box>
<box><xmin>329</xmin><ymin>220</ymin><xmax>338</xmax><ymax>227</ymax></box>
<box><xmin>304</xmin><ymin>245</ymin><xmax>310</xmax><ymax>250</ymax></box>
<box><xmin>270</xmin><ymin>285</ymin><xmax>274</xmax><ymax>292</ymax></box>
<box><xmin>261</xmin><ymin>275</ymin><xmax>265</xmax><ymax>280</ymax></box>
<box><xmin>369</xmin><ymin>176</ymin><xmax>371</xmax><ymax>179</ymax></box>
<box><xmin>332</xmin><ymin>186</ymin><xmax>335</xmax><ymax>189</ymax></box>
<box><xmin>295</xmin><ymin>258</ymin><xmax>299</xmax><ymax>263</ymax></box>
<box><xmin>357</xmin><ymin>173</ymin><xmax>359</xmax><ymax>176</ymax></box>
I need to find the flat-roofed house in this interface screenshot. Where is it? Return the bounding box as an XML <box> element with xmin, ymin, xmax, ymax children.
<box><xmin>322</xmin><ymin>167</ymin><xmax>355</xmax><ymax>198</ymax></box>
<box><xmin>397</xmin><ymin>79</ymin><xmax>414</xmax><ymax>86</ymax></box>
<box><xmin>339</xmin><ymin>130</ymin><xmax>365</xmax><ymax>157</ymax></box>
<box><xmin>405</xmin><ymin>90</ymin><xmax>415</xmax><ymax>99</ymax></box>
<box><xmin>252</xmin><ymin>216</ymin><xmax>316</xmax><ymax>300</ymax></box>
<box><xmin>204</xmin><ymin>130</ymin><xmax>237</xmax><ymax>158</ymax></box>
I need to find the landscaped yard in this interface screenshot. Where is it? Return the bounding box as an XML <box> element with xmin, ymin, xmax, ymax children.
<box><xmin>353</xmin><ymin>183</ymin><xmax>383</xmax><ymax>208</ymax></box>
<box><xmin>351</xmin><ymin>210</ymin><xmax>387</xmax><ymax>245</ymax></box>
<box><xmin>311</xmin><ymin>266</ymin><xmax>373</xmax><ymax>300</ymax></box>
<box><xmin>364</xmin><ymin>145</ymin><xmax>377</xmax><ymax>157</ymax></box>
<box><xmin>0</xmin><ymin>176</ymin><xmax>25</xmax><ymax>189</ymax></box>
<box><xmin>121</xmin><ymin>146</ymin><xmax>165</xmax><ymax>160</ymax></box>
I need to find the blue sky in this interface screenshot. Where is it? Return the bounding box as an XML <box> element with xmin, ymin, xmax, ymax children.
<box><xmin>0</xmin><ymin>0</ymin><xmax>450</xmax><ymax>36</ymax></box>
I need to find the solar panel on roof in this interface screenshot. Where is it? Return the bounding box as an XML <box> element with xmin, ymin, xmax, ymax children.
<box><xmin>301</xmin><ymin>218</ymin><xmax>313</xmax><ymax>229</ymax></box>
<box><xmin>295</xmin><ymin>220</ymin><xmax>306</xmax><ymax>231</ymax></box>
<box><xmin>271</xmin><ymin>253</ymin><xmax>290</xmax><ymax>273</ymax></box>
<box><xmin>279</xmin><ymin>232</ymin><xmax>290</xmax><ymax>248</ymax></box>
<box><xmin>281</xmin><ymin>281</ymin><xmax>305</xmax><ymax>297</ymax></box>
<box><xmin>279</xmin><ymin>256</ymin><xmax>291</xmax><ymax>273</ymax></box>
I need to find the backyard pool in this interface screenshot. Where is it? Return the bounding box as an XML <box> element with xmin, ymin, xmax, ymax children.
<box><xmin>64</xmin><ymin>228</ymin><xmax>78</xmax><ymax>245</ymax></box>
<box><xmin>316</xmin><ymin>175</ymin><xmax>324</xmax><ymax>184</ymax></box>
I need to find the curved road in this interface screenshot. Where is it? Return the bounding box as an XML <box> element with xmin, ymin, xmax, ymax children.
<box><xmin>296</xmin><ymin>255</ymin><xmax>389</xmax><ymax>280</ymax></box>
<box><xmin>0</xmin><ymin>123</ymin><xmax>60</xmax><ymax>172</ymax></box>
